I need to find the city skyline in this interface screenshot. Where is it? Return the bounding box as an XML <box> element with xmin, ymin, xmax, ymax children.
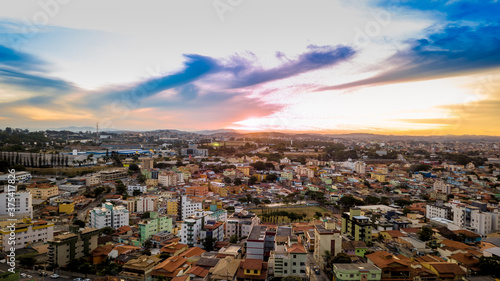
<box><xmin>0</xmin><ymin>0</ymin><xmax>499</xmax><ymax>135</ymax></box>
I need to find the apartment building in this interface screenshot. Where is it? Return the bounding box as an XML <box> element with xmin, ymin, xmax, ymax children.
<box><xmin>200</xmin><ymin>221</ymin><xmax>225</xmax><ymax>245</ymax></box>
<box><xmin>0</xmin><ymin>218</ymin><xmax>54</xmax><ymax>251</ymax></box>
<box><xmin>226</xmin><ymin>208</ymin><xmax>260</xmax><ymax>239</ymax></box>
<box><xmin>138</xmin><ymin>211</ymin><xmax>173</xmax><ymax>245</ymax></box>
<box><xmin>89</xmin><ymin>202</ymin><xmax>130</xmax><ymax>229</ymax></box>
<box><xmin>341</xmin><ymin>208</ymin><xmax>372</xmax><ymax>244</ymax></box>
<box><xmin>165</xmin><ymin>199</ymin><xmax>178</xmax><ymax>216</ymax></box>
<box><xmin>269</xmin><ymin>243</ymin><xmax>307</xmax><ymax>278</ymax></box>
<box><xmin>99</xmin><ymin>169</ymin><xmax>128</xmax><ymax>181</ymax></box>
<box><xmin>158</xmin><ymin>171</ymin><xmax>178</xmax><ymax>187</ymax></box>
<box><xmin>186</xmin><ymin>186</ymin><xmax>209</xmax><ymax>197</ymax></box>
<box><xmin>247</xmin><ymin>226</ymin><xmax>268</xmax><ymax>260</ymax></box>
<box><xmin>179</xmin><ymin>195</ymin><xmax>202</xmax><ymax>221</ymax></box>
<box><xmin>452</xmin><ymin>205</ymin><xmax>498</xmax><ymax>236</ymax></box>
<box><xmin>141</xmin><ymin>157</ymin><xmax>154</xmax><ymax>169</ymax></box>
<box><xmin>434</xmin><ymin>180</ymin><xmax>452</xmax><ymax>195</ymax></box>
<box><xmin>426</xmin><ymin>201</ymin><xmax>452</xmax><ymax>220</ymax></box>
<box><xmin>0</xmin><ymin>186</ymin><xmax>32</xmax><ymax>218</ymax></box>
<box><xmin>314</xmin><ymin>223</ymin><xmax>342</xmax><ymax>269</ymax></box>
<box><xmin>126</xmin><ymin>196</ymin><xmax>157</xmax><ymax>213</ymax></box>
<box><xmin>48</xmin><ymin>227</ymin><xmax>100</xmax><ymax>267</ymax></box>
<box><xmin>180</xmin><ymin>210</ymin><xmax>205</xmax><ymax>247</ymax></box>
<box><xmin>26</xmin><ymin>183</ymin><xmax>58</xmax><ymax>200</ymax></box>
<box><xmin>127</xmin><ymin>185</ymin><xmax>148</xmax><ymax>195</ymax></box>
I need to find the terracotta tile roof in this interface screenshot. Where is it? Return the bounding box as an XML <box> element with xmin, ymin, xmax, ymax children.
<box><xmin>383</xmin><ymin>230</ymin><xmax>406</xmax><ymax>238</ymax></box>
<box><xmin>186</xmin><ymin>266</ymin><xmax>209</xmax><ymax>277</ymax></box>
<box><xmin>426</xmin><ymin>262</ymin><xmax>466</xmax><ymax>276</ymax></box>
<box><xmin>237</xmin><ymin>260</ymin><xmax>268</xmax><ymax>280</ymax></box>
<box><xmin>449</xmin><ymin>253</ymin><xmax>480</xmax><ymax>266</ymax></box>
<box><xmin>181</xmin><ymin>247</ymin><xmax>205</xmax><ymax>258</ymax></box>
<box><xmin>415</xmin><ymin>255</ymin><xmax>445</xmax><ymax>263</ymax></box>
<box><xmin>153</xmin><ymin>256</ymin><xmax>191</xmax><ymax>277</ymax></box>
<box><xmin>241</xmin><ymin>259</ymin><xmax>263</xmax><ymax>270</ymax></box>
<box><xmin>365</xmin><ymin>251</ymin><xmax>410</xmax><ymax>269</ymax></box>
<box><xmin>441</xmin><ymin>239</ymin><xmax>471</xmax><ymax>250</ymax></box>
<box><xmin>287</xmin><ymin>243</ymin><xmax>306</xmax><ymax>253</ymax></box>
<box><xmin>171</xmin><ymin>276</ymin><xmax>189</xmax><ymax>281</ymax></box>
<box><xmin>453</xmin><ymin>229</ymin><xmax>481</xmax><ymax>238</ymax></box>
<box><xmin>91</xmin><ymin>245</ymin><xmax>114</xmax><ymax>257</ymax></box>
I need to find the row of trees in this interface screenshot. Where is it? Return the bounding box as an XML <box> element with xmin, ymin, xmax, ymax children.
<box><xmin>0</xmin><ymin>151</ymin><xmax>69</xmax><ymax>168</ymax></box>
<box><xmin>259</xmin><ymin>209</ymin><xmax>307</xmax><ymax>223</ymax></box>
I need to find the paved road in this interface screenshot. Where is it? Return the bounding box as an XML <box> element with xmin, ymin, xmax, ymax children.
<box><xmin>20</xmin><ymin>268</ymin><xmax>96</xmax><ymax>281</ymax></box>
<box><xmin>306</xmin><ymin>252</ymin><xmax>330</xmax><ymax>281</ymax></box>
<box><xmin>77</xmin><ymin>193</ymin><xmax>106</xmax><ymax>221</ymax></box>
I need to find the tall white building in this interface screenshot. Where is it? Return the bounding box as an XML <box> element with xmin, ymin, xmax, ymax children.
<box><xmin>179</xmin><ymin>195</ymin><xmax>202</xmax><ymax>220</ymax></box>
<box><xmin>354</xmin><ymin>161</ymin><xmax>366</xmax><ymax>174</ymax></box>
<box><xmin>1</xmin><ymin>218</ymin><xmax>54</xmax><ymax>251</ymax></box>
<box><xmin>452</xmin><ymin>205</ymin><xmax>496</xmax><ymax>236</ymax></box>
<box><xmin>127</xmin><ymin>185</ymin><xmax>148</xmax><ymax>195</ymax></box>
<box><xmin>125</xmin><ymin>196</ymin><xmax>157</xmax><ymax>213</ymax></box>
<box><xmin>89</xmin><ymin>203</ymin><xmax>129</xmax><ymax>229</ymax></box>
<box><xmin>158</xmin><ymin>171</ymin><xmax>178</xmax><ymax>187</ymax></box>
<box><xmin>226</xmin><ymin>208</ymin><xmax>260</xmax><ymax>239</ymax></box>
<box><xmin>0</xmin><ymin>186</ymin><xmax>33</xmax><ymax>218</ymax></box>
<box><xmin>180</xmin><ymin>210</ymin><xmax>204</xmax><ymax>247</ymax></box>
<box><xmin>426</xmin><ymin>201</ymin><xmax>452</xmax><ymax>220</ymax></box>
<box><xmin>434</xmin><ymin>180</ymin><xmax>452</xmax><ymax>195</ymax></box>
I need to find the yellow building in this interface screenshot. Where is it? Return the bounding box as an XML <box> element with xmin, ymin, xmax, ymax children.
<box><xmin>236</xmin><ymin>166</ymin><xmax>250</xmax><ymax>176</ymax></box>
<box><xmin>371</xmin><ymin>173</ymin><xmax>386</xmax><ymax>182</ymax></box>
<box><xmin>166</xmin><ymin>200</ymin><xmax>178</xmax><ymax>216</ymax></box>
<box><xmin>146</xmin><ymin>179</ymin><xmax>158</xmax><ymax>187</ymax></box>
<box><xmin>27</xmin><ymin>183</ymin><xmax>59</xmax><ymax>200</ymax></box>
<box><xmin>59</xmin><ymin>202</ymin><xmax>75</xmax><ymax>214</ymax></box>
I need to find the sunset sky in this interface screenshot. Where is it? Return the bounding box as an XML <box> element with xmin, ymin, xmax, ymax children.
<box><xmin>0</xmin><ymin>0</ymin><xmax>499</xmax><ymax>135</ymax></box>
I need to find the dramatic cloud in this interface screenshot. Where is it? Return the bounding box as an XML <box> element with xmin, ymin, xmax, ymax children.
<box><xmin>228</xmin><ymin>45</ymin><xmax>355</xmax><ymax>88</ymax></box>
<box><xmin>316</xmin><ymin>24</ymin><xmax>500</xmax><ymax>91</ymax></box>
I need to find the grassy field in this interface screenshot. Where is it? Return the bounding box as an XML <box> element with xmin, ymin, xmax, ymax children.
<box><xmin>251</xmin><ymin>205</ymin><xmax>330</xmax><ymax>223</ymax></box>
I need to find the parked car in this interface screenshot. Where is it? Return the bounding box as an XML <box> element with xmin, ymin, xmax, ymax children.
<box><xmin>73</xmin><ymin>278</ymin><xmax>82</xmax><ymax>281</ymax></box>
<box><xmin>313</xmin><ymin>266</ymin><xmax>320</xmax><ymax>274</ymax></box>
<box><xmin>50</xmin><ymin>273</ymin><xmax>60</xmax><ymax>279</ymax></box>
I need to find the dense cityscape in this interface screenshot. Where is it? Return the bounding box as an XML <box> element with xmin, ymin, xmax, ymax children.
<box><xmin>1</xmin><ymin>0</ymin><xmax>500</xmax><ymax>281</ymax></box>
<box><xmin>0</xmin><ymin>128</ymin><xmax>500</xmax><ymax>281</ymax></box>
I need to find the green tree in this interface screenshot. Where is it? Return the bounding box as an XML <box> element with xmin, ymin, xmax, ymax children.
<box><xmin>332</xmin><ymin>252</ymin><xmax>352</xmax><ymax>263</ymax></box>
<box><xmin>418</xmin><ymin>226</ymin><xmax>434</xmax><ymax>241</ymax></box>
<box><xmin>202</xmin><ymin>236</ymin><xmax>217</xmax><ymax>252</ymax></box>
<box><xmin>73</xmin><ymin>219</ymin><xmax>86</xmax><ymax>228</ymax></box>
<box><xmin>129</xmin><ymin>163</ymin><xmax>139</xmax><ymax>171</ymax></box>
<box><xmin>230</xmin><ymin>234</ymin><xmax>238</xmax><ymax>243</ymax></box>
<box><xmin>233</xmin><ymin>178</ymin><xmax>242</xmax><ymax>185</ymax></box>
<box><xmin>101</xmin><ymin>227</ymin><xmax>115</xmax><ymax>235</ymax></box>
<box><xmin>18</xmin><ymin>255</ymin><xmax>36</xmax><ymax>268</ymax></box>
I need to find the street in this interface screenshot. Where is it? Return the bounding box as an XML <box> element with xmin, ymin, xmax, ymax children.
<box><xmin>306</xmin><ymin>252</ymin><xmax>330</xmax><ymax>281</ymax></box>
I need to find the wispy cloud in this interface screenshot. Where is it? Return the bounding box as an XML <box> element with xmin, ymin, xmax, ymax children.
<box><xmin>316</xmin><ymin>24</ymin><xmax>500</xmax><ymax>91</ymax></box>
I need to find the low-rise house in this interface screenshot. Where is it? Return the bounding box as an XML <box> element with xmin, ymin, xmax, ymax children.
<box><xmin>236</xmin><ymin>259</ymin><xmax>269</xmax><ymax>281</ymax></box>
<box><xmin>332</xmin><ymin>263</ymin><xmax>382</xmax><ymax>281</ymax></box>
<box><xmin>119</xmin><ymin>255</ymin><xmax>162</xmax><ymax>281</ymax></box>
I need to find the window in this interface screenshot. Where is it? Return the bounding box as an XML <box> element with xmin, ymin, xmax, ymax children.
<box><xmin>293</xmin><ymin>270</ymin><xmax>296</xmax><ymax>273</ymax></box>
<box><xmin>254</xmin><ymin>270</ymin><xmax>258</xmax><ymax>274</ymax></box>
<box><xmin>293</xmin><ymin>262</ymin><xmax>296</xmax><ymax>266</ymax></box>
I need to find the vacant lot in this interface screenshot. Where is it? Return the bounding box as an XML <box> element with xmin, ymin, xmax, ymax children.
<box><xmin>251</xmin><ymin>205</ymin><xmax>330</xmax><ymax>223</ymax></box>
